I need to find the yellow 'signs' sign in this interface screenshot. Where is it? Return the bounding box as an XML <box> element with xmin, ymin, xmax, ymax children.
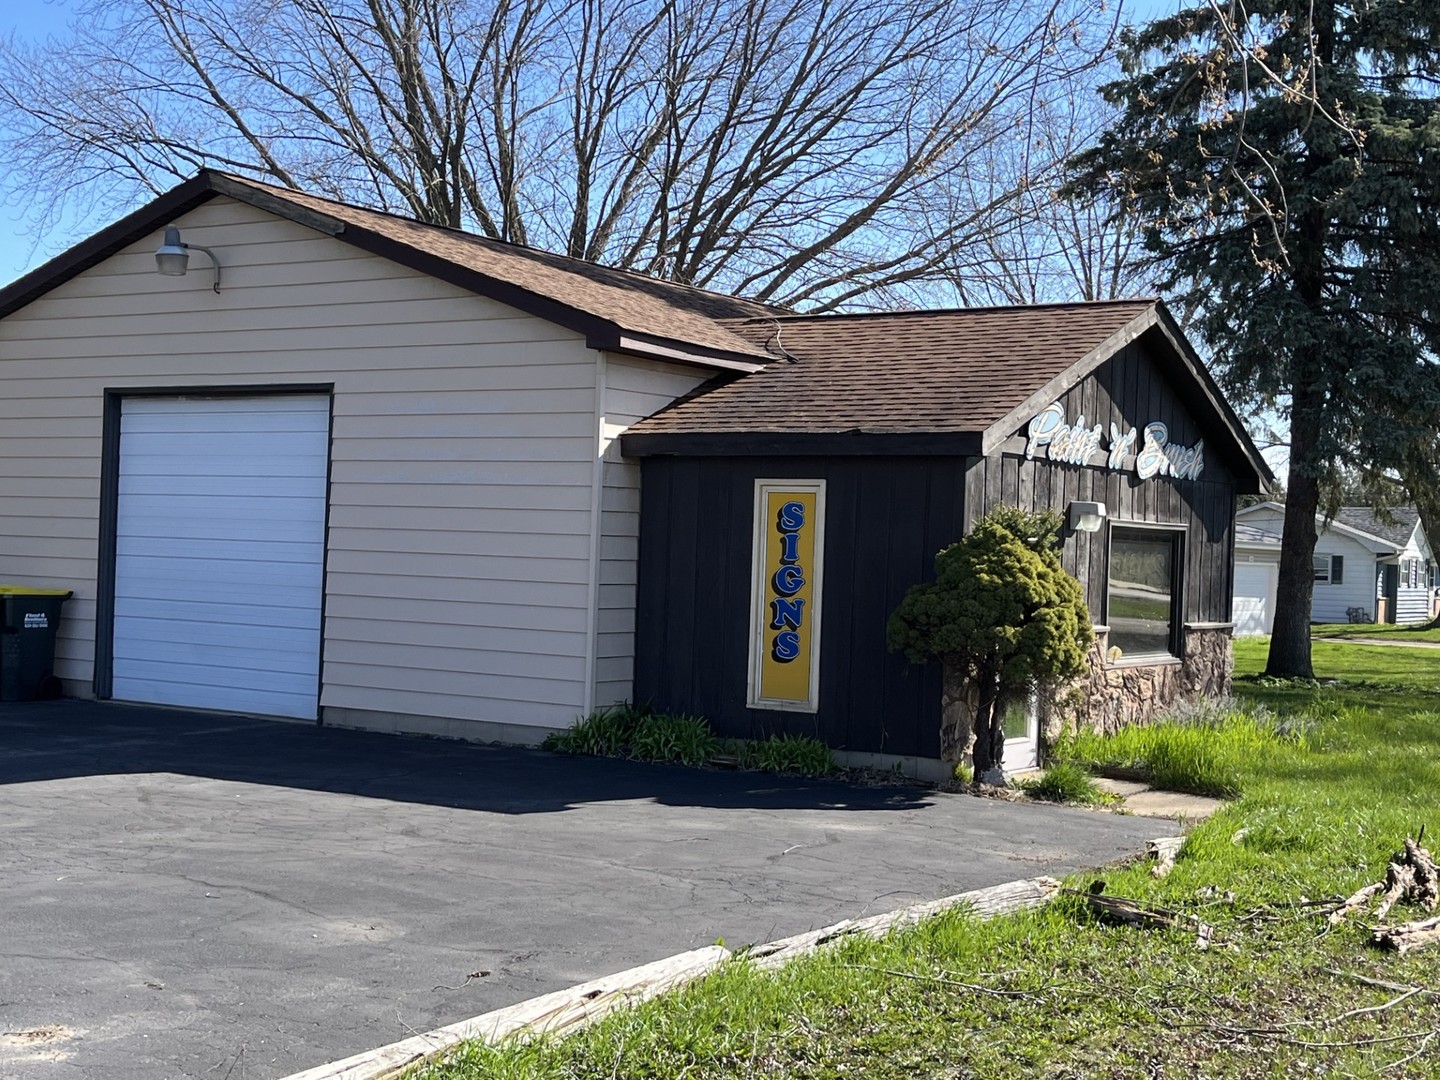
<box><xmin>748</xmin><ymin>480</ymin><xmax>825</xmax><ymax>711</ymax></box>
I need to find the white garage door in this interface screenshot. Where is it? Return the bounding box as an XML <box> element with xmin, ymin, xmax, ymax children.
<box><xmin>1232</xmin><ymin>562</ymin><xmax>1276</xmax><ymax>637</ymax></box>
<box><xmin>112</xmin><ymin>395</ymin><xmax>329</xmax><ymax>719</ymax></box>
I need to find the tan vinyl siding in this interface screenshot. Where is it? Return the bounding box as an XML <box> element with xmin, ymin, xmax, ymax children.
<box><xmin>0</xmin><ymin>195</ymin><xmax>602</xmax><ymax>730</ymax></box>
<box><xmin>592</xmin><ymin>355</ymin><xmax>712</xmax><ymax>706</ymax></box>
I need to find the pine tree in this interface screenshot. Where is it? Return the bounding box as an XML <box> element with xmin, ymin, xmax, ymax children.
<box><xmin>1069</xmin><ymin>1</ymin><xmax>1440</xmax><ymax>677</ymax></box>
<box><xmin>887</xmin><ymin>508</ymin><xmax>1092</xmax><ymax>778</ymax></box>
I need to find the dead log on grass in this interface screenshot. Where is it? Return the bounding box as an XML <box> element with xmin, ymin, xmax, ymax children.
<box><xmin>1065</xmin><ymin>882</ymin><xmax>1214</xmax><ymax>948</ymax></box>
<box><xmin>1329</xmin><ymin>836</ymin><xmax>1440</xmax><ymax>927</ymax></box>
<box><xmin>1373</xmin><ymin>916</ymin><xmax>1440</xmax><ymax>954</ymax></box>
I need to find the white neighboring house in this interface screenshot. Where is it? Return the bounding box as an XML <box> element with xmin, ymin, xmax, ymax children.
<box><xmin>1232</xmin><ymin>503</ymin><xmax>1438</xmax><ymax>633</ymax></box>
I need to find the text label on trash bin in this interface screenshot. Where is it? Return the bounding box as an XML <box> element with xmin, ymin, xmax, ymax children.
<box><xmin>23</xmin><ymin>613</ymin><xmax>48</xmax><ymax>629</ymax></box>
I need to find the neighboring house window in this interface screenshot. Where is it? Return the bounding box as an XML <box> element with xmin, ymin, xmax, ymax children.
<box><xmin>1107</xmin><ymin>526</ymin><xmax>1182</xmax><ymax>660</ymax></box>
<box><xmin>1313</xmin><ymin>555</ymin><xmax>1331</xmax><ymax>584</ymax></box>
<box><xmin>1331</xmin><ymin>555</ymin><xmax>1344</xmax><ymax>585</ymax></box>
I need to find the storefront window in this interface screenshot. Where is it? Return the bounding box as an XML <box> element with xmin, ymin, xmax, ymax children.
<box><xmin>1107</xmin><ymin>527</ymin><xmax>1181</xmax><ymax>660</ymax></box>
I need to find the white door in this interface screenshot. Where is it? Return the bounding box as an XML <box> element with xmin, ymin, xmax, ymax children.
<box><xmin>112</xmin><ymin>395</ymin><xmax>329</xmax><ymax>719</ymax></box>
<box><xmin>1232</xmin><ymin>562</ymin><xmax>1276</xmax><ymax>636</ymax></box>
<box><xmin>1002</xmin><ymin>694</ymin><xmax>1038</xmax><ymax>772</ymax></box>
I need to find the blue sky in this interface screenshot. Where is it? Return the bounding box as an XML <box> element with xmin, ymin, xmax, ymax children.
<box><xmin>0</xmin><ymin>0</ymin><xmax>75</xmax><ymax>283</ymax></box>
<box><xmin>0</xmin><ymin>0</ymin><xmax>1181</xmax><ymax>286</ymax></box>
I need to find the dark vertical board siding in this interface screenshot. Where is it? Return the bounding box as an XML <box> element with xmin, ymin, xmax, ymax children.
<box><xmin>973</xmin><ymin>340</ymin><xmax>1240</xmax><ymax>627</ymax></box>
<box><xmin>634</xmin><ymin>455</ymin><xmax>958</xmax><ymax>758</ymax></box>
<box><xmin>634</xmin><ymin>341</ymin><xmax>1240</xmax><ymax>760</ymax></box>
<box><xmin>883</xmin><ymin>463</ymin><xmax>937</xmax><ymax>754</ymax></box>
<box><xmin>823</xmin><ymin>463</ymin><xmax>860</xmax><ymax>747</ymax></box>
<box><xmin>634</xmin><ymin>459</ymin><xmax>672</xmax><ymax>704</ymax></box>
<box><xmin>963</xmin><ymin>456</ymin><xmax>984</xmax><ymax>531</ymax></box>
<box><xmin>691</xmin><ymin>461</ymin><xmax>736</xmax><ymax>714</ymax></box>
<box><xmin>665</xmin><ymin>458</ymin><xmax>702</xmax><ymax>706</ymax></box>
<box><xmin>846</xmin><ymin>459</ymin><xmax>894</xmax><ymax>746</ymax></box>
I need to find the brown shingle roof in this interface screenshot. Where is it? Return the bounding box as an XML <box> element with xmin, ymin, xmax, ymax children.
<box><xmin>213</xmin><ymin>174</ymin><xmax>779</xmax><ymax>363</ymax></box>
<box><xmin>627</xmin><ymin>300</ymin><xmax>1156</xmax><ymax>437</ymax></box>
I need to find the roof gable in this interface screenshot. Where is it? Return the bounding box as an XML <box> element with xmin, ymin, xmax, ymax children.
<box><xmin>0</xmin><ymin>171</ymin><xmax>778</xmax><ymax>372</ymax></box>
<box><xmin>623</xmin><ymin>299</ymin><xmax>1271</xmax><ymax>492</ymax></box>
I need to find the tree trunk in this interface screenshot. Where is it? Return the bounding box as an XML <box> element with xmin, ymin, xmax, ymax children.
<box><xmin>1266</xmin><ymin>63</ymin><xmax>1334</xmax><ymax>681</ymax></box>
<box><xmin>1266</xmin><ymin>391</ymin><xmax>1324</xmax><ymax>678</ymax></box>
<box><xmin>971</xmin><ymin>667</ymin><xmax>1000</xmax><ymax>777</ymax></box>
<box><xmin>939</xmin><ymin>661</ymin><xmax>978</xmax><ymax>765</ymax></box>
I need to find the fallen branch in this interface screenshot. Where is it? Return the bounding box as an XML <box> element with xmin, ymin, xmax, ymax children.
<box><xmin>1325</xmin><ymin>969</ymin><xmax>1427</xmax><ymax>995</ymax></box>
<box><xmin>1064</xmin><ymin>883</ymin><xmax>1214</xmax><ymax>948</ymax></box>
<box><xmin>1330</xmin><ymin>836</ymin><xmax>1439</xmax><ymax>927</ymax></box>
<box><xmin>1281</xmin><ymin>986</ymin><xmax>1429</xmax><ymax>1028</ymax></box>
<box><xmin>1373</xmin><ymin>915</ymin><xmax>1440</xmax><ymax>954</ymax></box>
<box><xmin>1148</xmin><ymin>836</ymin><xmax>1184</xmax><ymax>879</ymax></box>
<box><xmin>1382</xmin><ymin>1029</ymin><xmax>1438</xmax><ymax>1073</ymax></box>
<box><xmin>1206</xmin><ymin>1024</ymin><xmax>1440</xmax><ymax>1050</ymax></box>
<box><xmin>1330</xmin><ymin>882</ymin><xmax>1385</xmax><ymax>925</ymax></box>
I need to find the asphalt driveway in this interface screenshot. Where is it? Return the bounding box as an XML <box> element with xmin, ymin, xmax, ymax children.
<box><xmin>1</xmin><ymin>701</ymin><xmax>1161</xmax><ymax>1079</ymax></box>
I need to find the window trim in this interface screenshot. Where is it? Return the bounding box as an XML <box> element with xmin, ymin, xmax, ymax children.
<box><xmin>1103</xmin><ymin>521</ymin><xmax>1186</xmax><ymax>663</ymax></box>
<box><xmin>1313</xmin><ymin>554</ymin><xmax>1331</xmax><ymax>585</ymax></box>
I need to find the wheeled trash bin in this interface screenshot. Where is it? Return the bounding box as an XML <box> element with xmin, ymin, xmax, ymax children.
<box><xmin>0</xmin><ymin>586</ymin><xmax>73</xmax><ymax>701</ymax></box>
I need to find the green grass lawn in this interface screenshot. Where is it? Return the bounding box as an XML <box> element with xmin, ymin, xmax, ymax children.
<box><xmin>1311</xmin><ymin>621</ymin><xmax>1440</xmax><ymax>644</ymax></box>
<box><xmin>418</xmin><ymin>643</ymin><xmax>1440</xmax><ymax>1079</ymax></box>
<box><xmin>1237</xmin><ymin>636</ymin><xmax>1440</xmax><ymax>693</ymax></box>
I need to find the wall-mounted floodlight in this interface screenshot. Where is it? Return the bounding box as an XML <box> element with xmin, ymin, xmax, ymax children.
<box><xmin>1068</xmin><ymin>500</ymin><xmax>1107</xmax><ymax>533</ymax></box>
<box><xmin>155</xmin><ymin>226</ymin><xmax>222</xmax><ymax>293</ymax></box>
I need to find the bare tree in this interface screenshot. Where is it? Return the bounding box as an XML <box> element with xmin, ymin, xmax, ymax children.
<box><xmin>0</xmin><ymin>0</ymin><xmax>1117</xmax><ymax>308</ymax></box>
<box><xmin>938</xmin><ymin>82</ymin><xmax>1154</xmax><ymax>307</ymax></box>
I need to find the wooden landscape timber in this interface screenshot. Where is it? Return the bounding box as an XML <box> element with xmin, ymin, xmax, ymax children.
<box><xmin>278</xmin><ymin>874</ymin><xmax>1070</xmax><ymax>1080</ymax></box>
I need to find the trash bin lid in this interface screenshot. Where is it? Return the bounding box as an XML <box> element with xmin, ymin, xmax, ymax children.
<box><xmin>0</xmin><ymin>585</ymin><xmax>73</xmax><ymax>596</ymax></box>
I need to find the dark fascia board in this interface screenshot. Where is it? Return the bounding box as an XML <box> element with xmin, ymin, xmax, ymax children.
<box><xmin>0</xmin><ymin>173</ymin><xmax>219</xmax><ymax>321</ymax></box>
<box><xmin>620</xmin><ymin>430</ymin><xmax>984</xmax><ymax>457</ymax></box>
<box><xmin>978</xmin><ymin>301</ymin><xmax>1273</xmax><ymax>495</ymax></box>
<box><xmin>210</xmin><ymin>173</ymin><xmax>770</xmax><ymax>374</ymax></box>
<box><xmin>0</xmin><ymin>170</ymin><xmax>769</xmax><ymax>375</ymax></box>
<box><xmin>332</xmin><ymin>222</ymin><xmax>767</xmax><ymax>373</ymax></box>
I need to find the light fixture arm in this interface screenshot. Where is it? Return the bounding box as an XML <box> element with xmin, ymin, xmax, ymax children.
<box><xmin>185</xmin><ymin>243</ymin><xmax>223</xmax><ymax>294</ymax></box>
<box><xmin>154</xmin><ymin>225</ymin><xmax>222</xmax><ymax>293</ymax></box>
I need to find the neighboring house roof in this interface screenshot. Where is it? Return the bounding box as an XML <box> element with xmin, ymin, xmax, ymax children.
<box><xmin>1236</xmin><ymin>502</ymin><xmax>1429</xmax><ymax>555</ymax></box>
<box><xmin>1333</xmin><ymin>506</ymin><xmax>1422</xmax><ymax>548</ymax></box>
<box><xmin>623</xmin><ymin>300</ymin><xmax>1272</xmax><ymax>490</ymax></box>
<box><xmin>1234</xmin><ymin>521</ymin><xmax>1283</xmax><ymax>548</ymax></box>
<box><xmin>0</xmin><ymin>170</ymin><xmax>779</xmax><ymax>372</ymax></box>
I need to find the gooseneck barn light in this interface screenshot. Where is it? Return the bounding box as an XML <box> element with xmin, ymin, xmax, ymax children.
<box><xmin>155</xmin><ymin>226</ymin><xmax>222</xmax><ymax>293</ymax></box>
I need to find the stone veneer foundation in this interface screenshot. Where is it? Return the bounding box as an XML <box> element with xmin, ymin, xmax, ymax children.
<box><xmin>1040</xmin><ymin>623</ymin><xmax>1234</xmax><ymax>748</ymax></box>
<box><xmin>938</xmin><ymin>623</ymin><xmax>1235</xmax><ymax>766</ymax></box>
